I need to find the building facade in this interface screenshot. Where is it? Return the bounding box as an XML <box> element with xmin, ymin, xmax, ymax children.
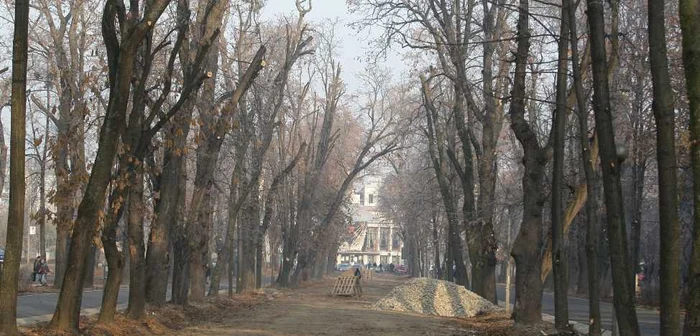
<box><xmin>336</xmin><ymin>182</ymin><xmax>403</xmax><ymax>266</ymax></box>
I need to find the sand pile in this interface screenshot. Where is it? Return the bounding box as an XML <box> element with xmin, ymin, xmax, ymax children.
<box><xmin>372</xmin><ymin>278</ymin><xmax>500</xmax><ymax>318</ymax></box>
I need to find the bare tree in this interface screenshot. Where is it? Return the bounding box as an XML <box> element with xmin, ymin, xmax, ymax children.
<box><xmin>648</xmin><ymin>0</ymin><xmax>681</xmax><ymax>332</ymax></box>
<box><xmin>567</xmin><ymin>0</ymin><xmax>601</xmax><ymax>333</ymax></box>
<box><xmin>507</xmin><ymin>0</ymin><xmax>553</xmax><ymax>324</ymax></box>
<box><xmin>586</xmin><ymin>0</ymin><xmax>640</xmax><ymax>332</ymax></box>
<box><xmin>49</xmin><ymin>0</ymin><xmax>173</xmax><ymax>331</ymax></box>
<box><xmin>551</xmin><ymin>0</ymin><xmax>570</xmax><ymax>329</ymax></box>
<box><xmin>0</xmin><ymin>0</ymin><xmax>29</xmax><ymax>332</ymax></box>
<box><xmin>679</xmin><ymin>0</ymin><xmax>700</xmax><ymax>333</ymax></box>
<box><xmin>29</xmin><ymin>0</ymin><xmax>99</xmax><ymax>289</ymax></box>
<box><xmin>421</xmin><ymin>74</ymin><xmax>469</xmax><ymax>287</ymax></box>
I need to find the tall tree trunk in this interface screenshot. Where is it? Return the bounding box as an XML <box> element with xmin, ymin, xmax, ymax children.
<box><xmin>39</xmin><ymin>174</ymin><xmax>46</xmax><ymax>260</ymax></box>
<box><xmin>567</xmin><ymin>1</ymin><xmax>601</xmax><ymax>332</ymax></box>
<box><xmin>256</xmin><ymin>240</ymin><xmax>264</xmax><ymax>288</ymax></box>
<box><xmin>171</xmin><ymin>162</ymin><xmax>189</xmax><ymax>305</ymax></box>
<box><xmin>0</xmin><ymin>0</ymin><xmax>29</xmax><ymax>331</ymax></box>
<box><xmin>511</xmin><ymin>166</ymin><xmax>546</xmax><ymax>324</ymax></box>
<box><xmin>126</xmin><ymin>169</ymin><xmax>146</xmax><ymax>319</ymax></box>
<box><xmin>82</xmin><ymin>244</ymin><xmax>96</xmax><ymax>288</ymax></box>
<box><xmin>433</xmin><ymin>213</ymin><xmax>441</xmax><ymax>280</ymax></box>
<box><xmin>53</xmin><ymin>218</ymin><xmax>70</xmax><ymax>289</ymax></box>
<box><xmin>189</xmin><ymin>190</ymin><xmax>213</xmax><ymax>301</ymax></box>
<box><xmin>49</xmin><ymin>1</ymin><xmax>171</xmax><ymax>330</ymax></box>
<box><xmin>98</xmin><ymin>202</ymin><xmax>125</xmax><ymax>324</ymax></box>
<box><xmin>145</xmin><ymin>108</ymin><xmax>192</xmax><ymax>304</ymax></box>
<box><xmin>171</xmin><ymin>237</ymin><xmax>189</xmax><ymax>303</ymax></box>
<box><xmin>576</xmin><ymin>233</ymin><xmax>587</xmax><ymax>296</ymax></box>
<box><xmin>629</xmin><ymin>160</ymin><xmax>645</xmax><ymax>275</ymax></box>
<box><xmin>238</xmin><ymin>172</ymin><xmax>260</xmax><ymax>293</ymax></box>
<box><xmin>38</xmin><ymin>110</ymin><xmax>49</xmax><ymax>260</ymax></box>
<box><xmin>0</xmin><ymin>107</ymin><xmax>6</xmax><ymax>205</ymax></box>
<box><xmin>551</xmin><ymin>0</ymin><xmax>570</xmax><ymax>329</ymax></box>
<box><xmin>586</xmin><ymin>0</ymin><xmax>640</xmax><ymax>333</ymax></box>
<box><xmin>410</xmin><ymin>235</ymin><xmax>420</xmax><ymax>278</ymax></box>
<box><xmin>680</xmin><ymin>0</ymin><xmax>700</xmax><ymax>333</ymax></box>
<box><xmin>209</xmin><ymin>241</ymin><xmax>228</xmax><ymax>296</ymax></box>
<box><xmin>52</xmin><ymin>119</ymin><xmax>74</xmax><ymax>289</ymax></box>
<box><xmin>508</xmin><ymin>0</ymin><xmax>551</xmax><ymax>324</ymax></box>
<box><xmin>477</xmin><ymin>0</ymin><xmax>509</xmax><ymax>304</ymax></box>
<box><xmin>421</xmin><ymin>76</ymin><xmax>469</xmax><ymax>288</ymax></box>
<box><xmin>648</xmin><ymin>0</ymin><xmax>682</xmax><ymax>332</ymax></box>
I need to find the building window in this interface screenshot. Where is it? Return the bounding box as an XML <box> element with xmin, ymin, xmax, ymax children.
<box><xmin>366</xmin><ymin>228</ymin><xmax>377</xmax><ymax>251</ymax></box>
<box><xmin>380</xmin><ymin>228</ymin><xmax>389</xmax><ymax>250</ymax></box>
<box><xmin>392</xmin><ymin>231</ymin><xmax>401</xmax><ymax>250</ymax></box>
<box><xmin>368</xmin><ymin>194</ymin><xmax>374</xmax><ymax>204</ymax></box>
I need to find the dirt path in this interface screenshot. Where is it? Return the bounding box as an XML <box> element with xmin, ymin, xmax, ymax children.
<box><xmin>178</xmin><ymin>274</ymin><xmax>476</xmax><ymax>336</ymax></box>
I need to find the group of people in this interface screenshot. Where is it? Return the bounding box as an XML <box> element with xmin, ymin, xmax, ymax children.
<box><xmin>32</xmin><ymin>255</ymin><xmax>50</xmax><ymax>286</ymax></box>
<box><xmin>365</xmin><ymin>262</ymin><xmax>395</xmax><ymax>273</ymax></box>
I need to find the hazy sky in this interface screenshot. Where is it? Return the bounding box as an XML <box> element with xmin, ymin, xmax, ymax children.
<box><xmin>261</xmin><ymin>0</ymin><xmax>407</xmax><ymax>91</ymax></box>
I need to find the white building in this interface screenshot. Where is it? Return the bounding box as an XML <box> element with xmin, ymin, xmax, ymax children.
<box><xmin>337</xmin><ymin>181</ymin><xmax>403</xmax><ymax>266</ymax></box>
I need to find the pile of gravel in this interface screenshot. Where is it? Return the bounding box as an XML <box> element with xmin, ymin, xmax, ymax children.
<box><xmin>372</xmin><ymin>278</ymin><xmax>500</xmax><ymax>318</ymax></box>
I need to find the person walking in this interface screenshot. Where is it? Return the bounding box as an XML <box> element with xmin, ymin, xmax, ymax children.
<box><xmin>37</xmin><ymin>257</ymin><xmax>50</xmax><ymax>286</ymax></box>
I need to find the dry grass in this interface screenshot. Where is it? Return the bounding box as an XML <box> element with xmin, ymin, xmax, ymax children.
<box><xmin>456</xmin><ymin>311</ymin><xmax>567</xmax><ymax>336</ymax></box>
<box><xmin>19</xmin><ymin>293</ymin><xmax>269</xmax><ymax>336</ymax></box>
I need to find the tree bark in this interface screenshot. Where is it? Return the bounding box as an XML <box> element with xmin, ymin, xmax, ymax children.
<box><xmin>680</xmin><ymin>0</ymin><xmax>700</xmax><ymax>333</ymax></box>
<box><xmin>629</xmin><ymin>160</ymin><xmax>645</xmax><ymax>276</ymax></box>
<box><xmin>433</xmin><ymin>213</ymin><xmax>441</xmax><ymax>279</ymax></box>
<box><xmin>209</xmin><ymin>241</ymin><xmax>227</xmax><ymax>296</ymax></box>
<box><xmin>171</xmin><ymin>159</ymin><xmax>189</xmax><ymax>304</ymax></box>
<box><xmin>508</xmin><ymin>0</ymin><xmax>551</xmax><ymax>324</ymax></box>
<box><xmin>146</xmin><ymin>104</ymin><xmax>192</xmax><ymax>304</ymax></box>
<box><xmin>126</xmin><ymin>168</ymin><xmax>146</xmax><ymax>319</ymax></box>
<box><xmin>0</xmin><ymin>0</ymin><xmax>29</xmax><ymax>331</ymax></box>
<box><xmin>49</xmin><ymin>1</ymin><xmax>171</xmax><ymax>331</ymax></box>
<box><xmin>171</xmin><ymin>197</ymin><xmax>190</xmax><ymax>305</ymax></box>
<box><xmin>98</xmin><ymin>201</ymin><xmax>125</xmax><ymax>324</ymax></box>
<box><xmin>82</xmin><ymin>244</ymin><xmax>96</xmax><ymax>288</ymax></box>
<box><xmin>567</xmin><ymin>2</ymin><xmax>602</xmax><ymax>331</ymax></box>
<box><xmin>551</xmin><ymin>0</ymin><xmax>570</xmax><ymax>329</ymax></box>
<box><xmin>476</xmin><ymin>0</ymin><xmax>510</xmax><ymax>304</ymax></box>
<box><xmin>576</xmin><ymin>232</ymin><xmax>587</xmax><ymax>296</ymax></box>
<box><xmin>0</xmin><ymin>106</ymin><xmax>6</xmax><ymax>208</ymax></box>
<box><xmin>254</xmin><ymin>146</ymin><xmax>305</xmax><ymax>288</ymax></box>
<box><xmin>648</xmin><ymin>0</ymin><xmax>682</xmax><ymax>332</ymax></box>
<box><xmin>238</xmin><ymin>185</ymin><xmax>259</xmax><ymax>293</ymax></box>
<box><xmin>38</xmin><ymin>109</ymin><xmax>49</xmax><ymax>261</ymax></box>
<box><xmin>189</xmin><ymin>191</ymin><xmax>213</xmax><ymax>301</ymax></box>
<box><xmin>421</xmin><ymin>76</ymin><xmax>469</xmax><ymax>288</ymax></box>
<box><xmin>586</xmin><ymin>0</ymin><xmax>640</xmax><ymax>333</ymax></box>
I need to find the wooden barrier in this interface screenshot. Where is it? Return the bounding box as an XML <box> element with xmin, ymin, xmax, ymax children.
<box><xmin>363</xmin><ymin>268</ymin><xmax>373</xmax><ymax>281</ymax></box>
<box><xmin>331</xmin><ymin>276</ymin><xmax>362</xmax><ymax>296</ymax></box>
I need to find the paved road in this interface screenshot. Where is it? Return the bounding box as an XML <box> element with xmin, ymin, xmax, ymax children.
<box><xmin>16</xmin><ymin>276</ymin><xmax>275</xmax><ymax>325</ymax></box>
<box><xmin>496</xmin><ymin>285</ymin><xmax>662</xmax><ymax>335</ymax></box>
<box><xmin>18</xmin><ymin>286</ymin><xmax>129</xmax><ymax>320</ymax></box>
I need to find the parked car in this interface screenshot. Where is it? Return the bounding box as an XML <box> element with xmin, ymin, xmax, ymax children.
<box><xmin>336</xmin><ymin>263</ymin><xmax>351</xmax><ymax>272</ymax></box>
<box><xmin>394</xmin><ymin>264</ymin><xmax>408</xmax><ymax>274</ymax></box>
<box><xmin>0</xmin><ymin>248</ymin><xmax>4</xmax><ymax>264</ymax></box>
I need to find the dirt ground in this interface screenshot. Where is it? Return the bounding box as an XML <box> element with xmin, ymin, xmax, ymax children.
<box><xmin>176</xmin><ymin>274</ymin><xmax>528</xmax><ymax>336</ymax></box>
<box><xmin>21</xmin><ymin>273</ymin><xmax>558</xmax><ymax>335</ymax></box>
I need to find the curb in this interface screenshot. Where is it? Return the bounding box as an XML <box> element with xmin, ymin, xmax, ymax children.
<box><xmin>498</xmin><ymin>300</ymin><xmax>612</xmax><ymax>336</ymax></box>
<box><xmin>17</xmin><ymin>303</ymin><xmax>128</xmax><ymax>327</ymax></box>
<box><xmin>16</xmin><ymin>286</ymin><xmax>233</xmax><ymax>328</ymax></box>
